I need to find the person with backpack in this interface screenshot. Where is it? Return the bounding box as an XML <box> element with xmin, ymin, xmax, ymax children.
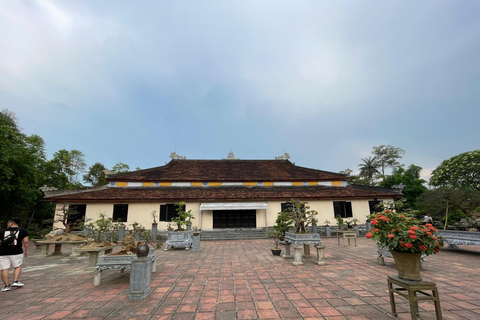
<box><xmin>0</xmin><ymin>217</ymin><xmax>29</xmax><ymax>292</ymax></box>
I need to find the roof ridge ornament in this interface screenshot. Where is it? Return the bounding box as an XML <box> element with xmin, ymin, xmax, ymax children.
<box><xmin>170</xmin><ymin>152</ymin><xmax>186</xmax><ymax>160</ymax></box>
<box><xmin>275</xmin><ymin>153</ymin><xmax>291</xmax><ymax>160</ymax></box>
<box><xmin>224</xmin><ymin>151</ymin><xmax>238</xmax><ymax>160</ymax></box>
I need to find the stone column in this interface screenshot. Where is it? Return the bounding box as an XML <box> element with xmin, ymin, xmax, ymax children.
<box><xmin>315</xmin><ymin>245</ymin><xmax>326</xmax><ymax>265</ymax></box>
<box><xmin>282</xmin><ymin>242</ymin><xmax>292</xmax><ymax>259</ymax></box>
<box><xmin>52</xmin><ymin>243</ymin><xmax>62</xmax><ymax>255</ymax></box>
<box><xmin>69</xmin><ymin>243</ymin><xmax>82</xmax><ymax>257</ymax></box>
<box><xmin>293</xmin><ymin>245</ymin><xmax>304</xmax><ymax>266</ymax></box>
<box><xmin>151</xmin><ymin>223</ymin><xmax>158</xmax><ymax>241</ymax></box>
<box><xmin>303</xmin><ymin>244</ymin><xmax>312</xmax><ymax>259</ymax></box>
<box><xmin>129</xmin><ymin>256</ymin><xmax>153</xmax><ymax>300</ymax></box>
<box><xmin>325</xmin><ymin>225</ymin><xmax>331</xmax><ymax>237</ymax></box>
<box><xmin>118</xmin><ymin>224</ymin><xmax>126</xmax><ymax>242</ymax></box>
<box><xmin>41</xmin><ymin>245</ymin><xmax>49</xmax><ymax>257</ymax></box>
<box><xmin>355</xmin><ymin>226</ymin><xmax>360</xmax><ymax>237</ymax></box>
<box><xmin>311</xmin><ymin>223</ymin><xmax>318</xmax><ymax>234</ymax></box>
<box><xmin>192</xmin><ymin>234</ymin><xmax>200</xmax><ymax>253</ymax></box>
<box><xmin>366</xmin><ymin>221</ymin><xmax>371</xmax><ymax>233</ymax></box>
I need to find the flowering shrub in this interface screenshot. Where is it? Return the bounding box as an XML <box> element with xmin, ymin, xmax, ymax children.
<box><xmin>366</xmin><ymin>210</ymin><xmax>445</xmax><ymax>256</ymax></box>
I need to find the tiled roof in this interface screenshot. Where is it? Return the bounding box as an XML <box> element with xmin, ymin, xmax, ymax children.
<box><xmin>44</xmin><ymin>185</ymin><xmax>401</xmax><ymax>202</ymax></box>
<box><xmin>106</xmin><ymin>160</ymin><xmax>348</xmax><ymax>182</ymax></box>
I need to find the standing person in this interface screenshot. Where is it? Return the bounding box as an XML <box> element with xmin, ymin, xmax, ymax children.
<box><xmin>0</xmin><ymin>217</ymin><xmax>29</xmax><ymax>292</ymax></box>
<box><xmin>423</xmin><ymin>213</ymin><xmax>433</xmax><ymax>225</ymax></box>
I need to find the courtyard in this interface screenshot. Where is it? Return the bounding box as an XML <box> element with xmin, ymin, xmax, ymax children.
<box><xmin>1</xmin><ymin>237</ymin><xmax>479</xmax><ymax>320</ymax></box>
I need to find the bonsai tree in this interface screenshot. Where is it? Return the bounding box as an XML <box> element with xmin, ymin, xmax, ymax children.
<box><xmin>324</xmin><ymin>220</ymin><xmax>331</xmax><ymax>226</ymax></box>
<box><xmin>268</xmin><ymin>229</ymin><xmax>282</xmax><ymax>249</ymax></box>
<box><xmin>84</xmin><ymin>212</ymin><xmax>118</xmax><ymax>244</ymax></box>
<box><xmin>171</xmin><ymin>202</ymin><xmax>195</xmax><ymax>230</ymax></box>
<box><xmin>282</xmin><ymin>200</ymin><xmax>318</xmax><ymax>233</ymax></box>
<box><xmin>274</xmin><ymin>211</ymin><xmax>293</xmax><ymax>239</ymax></box>
<box><xmin>335</xmin><ymin>216</ymin><xmax>355</xmax><ymax>230</ymax></box>
<box><xmin>54</xmin><ymin>202</ymin><xmax>83</xmax><ymax>234</ymax></box>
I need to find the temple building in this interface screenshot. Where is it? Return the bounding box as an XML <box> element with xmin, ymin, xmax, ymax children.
<box><xmin>44</xmin><ymin>155</ymin><xmax>401</xmax><ymax>232</ymax></box>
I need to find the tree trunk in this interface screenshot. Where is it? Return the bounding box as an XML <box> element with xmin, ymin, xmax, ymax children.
<box><xmin>443</xmin><ymin>200</ymin><xmax>449</xmax><ymax>230</ymax></box>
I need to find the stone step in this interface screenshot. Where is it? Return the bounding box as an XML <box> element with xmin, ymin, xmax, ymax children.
<box><xmin>200</xmin><ymin>229</ymin><xmax>269</xmax><ymax>241</ymax></box>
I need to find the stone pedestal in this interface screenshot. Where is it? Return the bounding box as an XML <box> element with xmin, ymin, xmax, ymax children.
<box><xmin>325</xmin><ymin>226</ymin><xmax>331</xmax><ymax>237</ymax></box>
<box><xmin>293</xmin><ymin>245</ymin><xmax>304</xmax><ymax>266</ymax></box>
<box><xmin>192</xmin><ymin>234</ymin><xmax>200</xmax><ymax>253</ymax></box>
<box><xmin>129</xmin><ymin>256</ymin><xmax>153</xmax><ymax>300</ymax></box>
<box><xmin>311</xmin><ymin>223</ymin><xmax>318</xmax><ymax>234</ymax></box>
<box><xmin>282</xmin><ymin>243</ymin><xmax>292</xmax><ymax>259</ymax></box>
<box><xmin>303</xmin><ymin>244</ymin><xmax>312</xmax><ymax>259</ymax></box>
<box><xmin>118</xmin><ymin>225</ymin><xmax>126</xmax><ymax>242</ymax></box>
<box><xmin>315</xmin><ymin>245</ymin><xmax>326</xmax><ymax>265</ymax></box>
<box><xmin>151</xmin><ymin>223</ymin><xmax>158</xmax><ymax>240</ymax></box>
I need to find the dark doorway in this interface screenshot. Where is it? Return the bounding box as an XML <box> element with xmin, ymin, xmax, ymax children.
<box><xmin>213</xmin><ymin>210</ymin><xmax>257</xmax><ymax>228</ymax></box>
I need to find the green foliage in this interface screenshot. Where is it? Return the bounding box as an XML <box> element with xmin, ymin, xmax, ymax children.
<box><xmin>83</xmin><ymin>162</ymin><xmax>108</xmax><ymax>186</ymax></box>
<box><xmin>111</xmin><ymin>162</ymin><xmax>130</xmax><ymax>174</ymax></box>
<box><xmin>379</xmin><ymin>164</ymin><xmax>427</xmax><ymax>210</ymax></box>
<box><xmin>439</xmin><ymin>210</ymin><xmax>468</xmax><ymax>224</ymax></box>
<box><xmin>430</xmin><ymin>150</ymin><xmax>480</xmax><ymax>190</ymax></box>
<box><xmin>419</xmin><ymin>187</ymin><xmax>480</xmax><ymax>218</ymax></box>
<box><xmin>273</xmin><ymin>211</ymin><xmax>293</xmax><ymax>238</ymax></box>
<box><xmin>335</xmin><ymin>216</ymin><xmax>356</xmax><ymax>230</ymax></box>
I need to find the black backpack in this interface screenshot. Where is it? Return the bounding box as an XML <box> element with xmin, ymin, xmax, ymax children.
<box><xmin>1</xmin><ymin>230</ymin><xmax>19</xmax><ymax>246</ymax></box>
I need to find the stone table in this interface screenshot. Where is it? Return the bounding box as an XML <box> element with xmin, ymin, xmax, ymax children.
<box><xmin>36</xmin><ymin>240</ymin><xmax>88</xmax><ymax>257</ymax></box>
<box><xmin>284</xmin><ymin>232</ymin><xmax>326</xmax><ymax>266</ymax></box>
<box><xmin>93</xmin><ymin>250</ymin><xmax>156</xmax><ymax>286</ymax></box>
<box><xmin>75</xmin><ymin>244</ymin><xmax>121</xmax><ymax>268</ymax></box>
<box><xmin>164</xmin><ymin>231</ymin><xmax>193</xmax><ymax>251</ymax></box>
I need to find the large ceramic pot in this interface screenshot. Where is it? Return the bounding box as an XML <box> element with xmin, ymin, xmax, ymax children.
<box><xmin>271</xmin><ymin>248</ymin><xmax>282</xmax><ymax>256</ymax></box>
<box><xmin>391</xmin><ymin>251</ymin><xmax>422</xmax><ymax>281</ymax></box>
<box><xmin>136</xmin><ymin>243</ymin><xmax>150</xmax><ymax>257</ymax></box>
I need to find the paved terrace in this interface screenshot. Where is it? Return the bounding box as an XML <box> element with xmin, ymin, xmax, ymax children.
<box><xmin>1</xmin><ymin>237</ymin><xmax>479</xmax><ymax>320</ymax></box>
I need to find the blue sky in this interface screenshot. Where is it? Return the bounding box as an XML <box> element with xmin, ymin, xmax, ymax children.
<box><xmin>1</xmin><ymin>1</ymin><xmax>479</xmax><ymax>181</ymax></box>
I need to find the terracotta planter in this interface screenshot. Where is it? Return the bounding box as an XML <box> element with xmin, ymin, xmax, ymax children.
<box><xmin>271</xmin><ymin>248</ymin><xmax>282</xmax><ymax>256</ymax></box>
<box><xmin>391</xmin><ymin>251</ymin><xmax>422</xmax><ymax>281</ymax></box>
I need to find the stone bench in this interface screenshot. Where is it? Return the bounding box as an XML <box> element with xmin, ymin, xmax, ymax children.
<box><xmin>36</xmin><ymin>240</ymin><xmax>87</xmax><ymax>257</ymax></box>
<box><xmin>75</xmin><ymin>244</ymin><xmax>121</xmax><ymax>268</ymax></box>
<box><xmin>438</xmin><ymin>230</ymin><xmax>480</xmax><ymax>248</ymax></box>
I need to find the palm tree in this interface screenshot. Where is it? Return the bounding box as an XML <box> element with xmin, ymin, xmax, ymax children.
<box><xmin>358</xmin><ymin>156</ymin><xmax>380</xmax><ymax>185</ymax></box>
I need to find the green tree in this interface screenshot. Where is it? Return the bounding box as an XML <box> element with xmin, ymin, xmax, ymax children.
<box><xmin>379</xmin><ymin>164</ymin><xmax>427</xmax><ymax>210</ymax></box>
<box><xmin>112</xmin><ymin>162</ymin><xmax>130</xmax><ymax>174</ymax></box>
<box><xmin>358</xmin><ymin>156</ymin><xmax>380</xmax><ymax>185</ymax></box>
<box><xmin>0</xmin><ymin>110</ymin><xmax>47</xmax><ymax>221</ymax></box>
<box><xmin>372</xmin><ymin>145</ymin><xmax>405</xmax><ymax>181</ymax></box>
<box><xmin>83</xmin><ymin>162</ymin><xmax>108</xmax><ymax>186</ymax></box>
<box><xmin>429</xmin><ymin>150</ymin><xmax>480</xmax><ymax>190</ymax></box>
<box><xmin>50</xmin><ymin>149</ymin><xmax>86</xmax><ymax>188</ymax></box>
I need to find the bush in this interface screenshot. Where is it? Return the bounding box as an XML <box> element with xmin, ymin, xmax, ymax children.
<box><xmin>440</xmin><ymin>210</ymin><xmax>468</xmax><ymax>224</ymax></box>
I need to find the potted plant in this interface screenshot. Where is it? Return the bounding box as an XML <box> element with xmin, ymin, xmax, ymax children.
<box><xmin>366</xmin><ymin>209</ymin><xmax>445</xmax><ymax>281</ymax></box>
<box><xmin>268</xmin><ymin>229</ymin><xmax>282</xmax><ymax>256</ymax></box>
<box><xmin>171</xmin><ymin>202</ymin><xmax>195</xmax><ymax>231</ymax></box>
<box><xmin>274</xmin><ymin>211</ymin><xmax>293</xmax><ymax>241</ymax></box>
<box><xmin>283</xmin><ymin>200</ymin><xmax>318</xmax><ymax>234</ymax></box>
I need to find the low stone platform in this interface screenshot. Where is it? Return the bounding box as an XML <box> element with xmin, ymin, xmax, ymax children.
<box><xmin>1</xmin><ymin>237</ymin><xmax>480</xmax><ymax>319</ymax></box>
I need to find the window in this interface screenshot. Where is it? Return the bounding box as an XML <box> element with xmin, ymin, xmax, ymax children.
<box><xmin>369</xmin><ymin>200</ymin><xmax>383</xmax><ymax>214</ymax></box>
<box><xmin>113</xmin><ymin>204</ymin><xmax>128</xmax><ymax>222</ymax></box>
<box><xmin>67</xmin><ymin>204</ymin><xmax>86</xmax><ymax>230</ymax></box>
<box><xmin>160</xmin><ymin>203</ymin><xmax>184</xmax><ymax>222</ymax></box>
<box><xmin>281</xmin><ymin>202</ymin><xmax>293</xmax><ymax>213</ymax></box>
<box><xmin>333</xmin><ymin>201</ymin><xmax>353</xmax><ymax>218</ymax></box>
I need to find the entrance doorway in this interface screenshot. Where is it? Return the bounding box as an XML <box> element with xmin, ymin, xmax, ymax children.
<box><xmin>213</xmin><ymin>210</ymin><xmax>256</xmax><ymax>228</ymax></box>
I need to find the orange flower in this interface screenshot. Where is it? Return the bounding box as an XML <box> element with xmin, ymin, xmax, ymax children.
<box><xmin>409</xmin><ymin>235</ymin><xmax>417</xmax><ymax>239</ymax></box>
<box><xmin>406</xmin><ymin>243</ymin><xmax>413</xmax><ymax>248</ymax></box>
<box><xmin>408</xmin><ymin>230</ymin><xmax>416</xmax><ymax>235</ymax></box>
<box><xmin>409</xmin><ymin>226</ymin><xmax>418</xmax><ymax>231</ymax></box>
<box><xmin>366</xmin><ymin>232</ymin><xmax>373</xmax><ymax>239</ymax></box>
<box><xmin>388</xmin><ymin>234</ymin><xmax>394</xmax><ymax>238</ymax></box>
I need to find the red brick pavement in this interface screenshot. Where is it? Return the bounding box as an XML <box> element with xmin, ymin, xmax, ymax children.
<box><xmin>1</xmin><ymin>236</ymin><xmax>479</xmax><ymax>319</ymax></box>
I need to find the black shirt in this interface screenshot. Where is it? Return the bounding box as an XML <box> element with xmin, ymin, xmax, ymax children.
<box><xmin>0</xmin><ymin>227</ymin><xmax>29</xmax><ymax>256</ymax></box>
